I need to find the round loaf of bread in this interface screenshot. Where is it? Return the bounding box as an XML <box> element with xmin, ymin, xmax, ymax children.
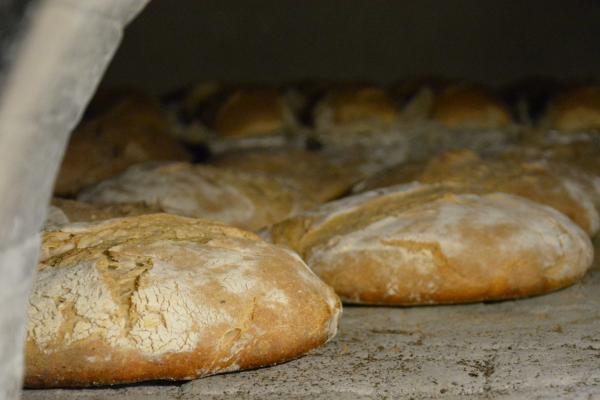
<box><xmin>431</xmin><ymin>84</ymin><xmax>512</xmax><ymax>129</ymax></box>
<box><xmin>313</xmin><ymin>86</ymin><xmax>400</xmax><ymax>133</ymax></box>
<box><xmin>355</xmin><ymin>150</ymin><xmax>600</xmax><ymax>236</ymax></box>
<box><xmin>78</xmin><ymin>162</ymin><xmax>315</xmax><ymax>231</ymax></box>
<box><xmin>542</xmin><ymin>86</ymin><xmax>600</xmax><ymax>132</ymax></box>
<box><xmin>213</xmin><ymin>89</ymin><xmax>298</xmax><ymax>138</ymax></box>
<box><xmin>26</xmin><ymin>214</ymin><xmax>341</xmax><ymax>387</ymax></box>
<box><xmin>270</xmin><ymin>183</ymin><xmax>593</xmax><ymax>305</ymax></box>
<box><xmin>211</xmin><ymin>148</ymin><xmax>356</xmax><ymax>202</ymax></box>
<box><xmin>54</xmin><ymin>93</ymin><xmax>191</xmax><ymax>196</ymax></box>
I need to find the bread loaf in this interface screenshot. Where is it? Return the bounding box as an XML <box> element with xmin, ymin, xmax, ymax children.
<box><xmin>355</xmin><ymin>150</ymin><xmax>600</xmax><ymax>236</ymax></box>
<box><xmin>54</xmin><ymin>93</ymin><xmax>190</xmax><ymax>196</ymax></box>
<box><xmin>78</xmin><ymin>162</ymin><xmax>316</xmax><ymax>231</ymax></box>
<box><xmin>211</xmin><ymin>148</ymin><xmax>356</xmax><ymax>202</ymax></box>
<box><xmin>431</xmin><ymin>84</ymin><xmax>512</xmax><ymax>129</ymax></box>
<box><xmin>26</xmin><ymin>214</ymin><xmax>341</xmax><ymax>387</ymax></box>
<box><xmin>213</xmin><ymin>89</ymin><xmax>298</xmax><ymax>138</ymax></box>
<box><xmin>313</xmin><ymin>86</ymin><xmax>400</xmax><ymax>134</ymax></box>
<box><xmin>270</xmin><ymin>183</ymin><xmax>593</xmax><ymax>305</ymax></box>
<box><xmin>542</xmin><ymin>86</ymin><xmax>600</xmax><ymax>132</ymax></box>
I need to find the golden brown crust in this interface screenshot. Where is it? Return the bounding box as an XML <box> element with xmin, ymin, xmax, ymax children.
<box><xmin>78</xmin><ymin>162</ymin><xmax>317</xmax><ymax>231</ymax></box>
<box><xmin>26</xmin><ymin>214</ymin><xmax>341</xmax><ymax>387</ymax></box>
<box><xmin>213</xmin><ymin>89</ymin><xmax>296</xmax><ymax>138</ymax></box>
<box><xmin>314</xmin><ymin>86</ymin><xmax>400</xmax><ymax>132</ymax></box>
<box><xmin>355</xmin><ymin>150</ymin><xmax>600</xmax><ymax>235</ymax></box>
<box><xmin>211</xmin><ymin>148</ymin><xmax>357</xmax><ymax>202</ymax></box>
<box><xmin>270</xmin><ymin>184</ymin><xmax>593</xmax><ymax>305</ymax></box>
<box><xmin>50</xmin><ymin>198</ymin><xmax>163</xmax><ymax>223</ymax></box>
<box><xmin>54</xmin><ymin>94</ymin><xmax>191</xmax><ymax>196</ymax></box>
<box><xmin>431</xmin><ymin>84</ymin><xmax>512</xmax><ymax>129</ymax></box>
<box><xmin>543</xmin><ymin>86</ymin><xmax>600</xmax><ymax>132</ymax></box>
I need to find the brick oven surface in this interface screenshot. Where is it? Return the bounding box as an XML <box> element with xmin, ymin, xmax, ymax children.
<box><xmin>23</xmin><ymin>269</ymin><xmax>600</xmax><ymax>399</ymax></box>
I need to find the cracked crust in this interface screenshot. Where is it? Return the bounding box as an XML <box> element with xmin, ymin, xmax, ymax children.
<box><xmin>25</xmin><ymin>214</ymin><xmax>341</xmax><ymax>387</ymax></box>
<box><xmin>77</xmin><ymin>162</ymin><xmax>316</xmax><ymax>231</ymax></box>
<box><xmin>270</xmin><ymin>183</ymin><xmax>592</xmax><ymax>305</ymax></box>
<box><xmin>355</xmin><ymin>150</ymin><xmax>600</xmax><ymax>236</ymax></box>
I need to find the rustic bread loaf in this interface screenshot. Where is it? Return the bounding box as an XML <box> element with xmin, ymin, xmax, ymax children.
<box><xmin>270</xmin><ymin>183</ymin><xmax>592</xmax><ymax>305</ymax></box>
<box><xmin>313</xmin><ymin>86</ymin><xmax>400</xmax><ymax>134</ymax></box>
<box><xmin>78</xmin><ymin>162</ymin><xmax>316</xmax><ymax>231</ymax></box>
<box><xmin>211</xmin><ymin>148</ymin><xmax>356</xmax><ymax>202</ymax></box>
<box><xmin>431</xmin><ymin>84</ymin><xmax>512</xmax><ymax>129</ymax></box>
<box><xmin>54</xmin><ymin>93</ymin><xmax>191</xmax><ymax>196</ymax></box>
<box><xmin>355</xmin><ymin>150</ymin><xmax>600</xmax><ymax>236</ymax></box>
<box><xmin>213</xmin><ymin>89</ymin><xmax>298</xmax><ymax>138</ymax></box>
<box><xmin>542</xmin><ymin>86</ymin><xmax>600</xmax><ymax>132</ymax></box>
<box><xmin>25</xmin><ymin>214</ymin><xmax>341</xmax><ymax>387</ymax></box>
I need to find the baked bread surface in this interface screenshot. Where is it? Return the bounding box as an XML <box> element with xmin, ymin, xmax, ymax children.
<box><xmin>212</xmin><ymin>148</ymin><xmax>356</xmax><ymax>202</ymax></box>
<box><xmin>26</xmin><ymin>214</ymin><xmax>341</xmax><ymax>387</ymax></box>
<box><xmin>431</xmin><ymin>85</ymin><xmax>512</xmax><ymax>129</ymax></box>
<box><xmin>543</xmin><ymin>86</ymin><xmax>600</xmax><ymax>132</ymax></box>
<box><xmin>213</xmin><ymin>89</ymin><xmax>296</xmax><ymax>138</ymax></box>
<box><xmin>50</xmin><ymin>198</ymin><xmax>162</xmax><ymax>224</ymax></box>
<box><xmin>355</xmin><ymin>150</ymin><xmax>600</xmax><ymax>235</ymax></box>
<box><xmin>313</xmin><ymin>86</ymin><xmax>400</xmax><ymax>133</ymax></box>
<box><xmin>55</xmin><ymin>94</ymin><xmax>190</xmax><ymax>196</ymax></box>
<box><xmin>270</xmin><ymin>183</ymin><xmax>593</xmax><ymax>305</ymax></box>
<box><xmin>78</xmin><ymin>162</ymin><xmax>315</xmax><ymax>231</ymax></box>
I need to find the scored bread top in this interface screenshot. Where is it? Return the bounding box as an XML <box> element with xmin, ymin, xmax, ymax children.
<box><xmin>27</xmin><ymin>214</ymin><xmax>341</xmax><ymax>387</ymax></box>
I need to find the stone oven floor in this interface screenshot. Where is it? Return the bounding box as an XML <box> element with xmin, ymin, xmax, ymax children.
<box><xmin>24</xmin><ymin>269</ymin><xmax>600</xmax><ymax>399</ymax></box>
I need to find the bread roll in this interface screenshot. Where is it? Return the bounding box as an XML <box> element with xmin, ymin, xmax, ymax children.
<box><xmin>213</xmin><ymin>89</ymin><xmax>297</xmax><ymax>138</ymax></box>
<box><xmin>542</xmin><ymin>86</ymin><xmax>600</xmax><ymax>132</ymax></box>
<box><xmin>355</xmin><ymin>150</ymin><xmax>600</xmax><ymax>235</ymax></box>
<box><xmin>54</xmin><ymin>93</ymin><xmax>191</xmax><ymax>196</ymax></box>
<box><xmin>431</xmin><ymin>84</ymin><xmax>512</xmax><ymax>129</ymax></box>
<box><xmin>313</xmin><ymin>86</ymin><xmax>400</xmax><ymax>133</ymax></box>
<box><xmin>211</xmin><ymin>148</ymin><xmax>356</xmax><ymax>202</ymax></box>
<box><xmin>25</xmin><ymin>214</ymin><xmax>341</xmax><ymax>387</ymax></box>
<box><xmin>78</xmin><ymin>162</ymin><xmax>316</xmax><ymax>231</ymax></box>
<box><xmin>270</xmin><ymin>183</ymin><xmax>592</xmax><ymax>305</ymax></box>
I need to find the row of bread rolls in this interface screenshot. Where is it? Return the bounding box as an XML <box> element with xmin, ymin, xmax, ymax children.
<box><xmin>31</xmin><ymin>78</ymin><xmax>600</xmax><ymax>388</ymax></box>
<box><xmin>54</xmin><ymin>79</ymin><xmax>600</xmax><ymax>196</ymax></box>
<box><xmin>164</xmin><ymin>79</ymin><xmax>600</xmax><ymax>140</ymax></box>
